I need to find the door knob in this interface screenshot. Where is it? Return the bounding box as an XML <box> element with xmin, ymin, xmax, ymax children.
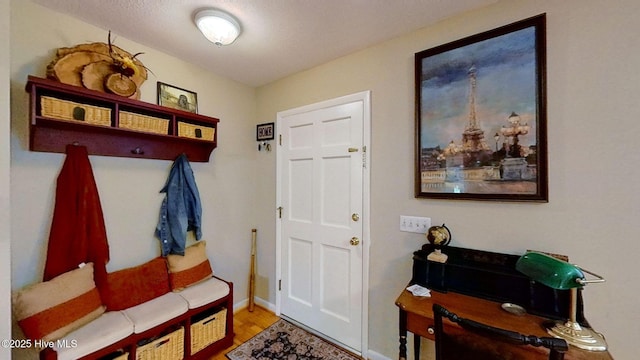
<box><xmin>352</xmin><ymin>213</ymin><xmax>360</xmax><ymax>221</ymax></box>
<box><xmin>350</xmin><ymin>237</ymin><xmax>360</xmax><ymax>246</ymax></box>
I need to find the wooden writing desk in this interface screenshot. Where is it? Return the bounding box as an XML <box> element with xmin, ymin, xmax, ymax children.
<box><xmin>395</xmin><ymin>288</ymin><xmax>613</xmax><ymax>360</ymax></box>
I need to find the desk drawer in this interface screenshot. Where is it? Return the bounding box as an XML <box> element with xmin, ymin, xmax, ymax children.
<box><xmin>407</xmin><ymin>312</ymin><xmax>435</xmax><ymax>340</ymax></box>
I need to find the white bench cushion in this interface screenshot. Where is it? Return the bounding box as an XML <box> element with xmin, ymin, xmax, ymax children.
<box><xmin>54</xmin><ymin>311</ymin><xmax>133</xmax><ymax>360</ymax></box>
<box><xmin>177</xmin><ymin>277</ymin><xmax>230</xmax><ymax>309</ymax></box>
<box><xmin>122</xmin><ymin>292</ymin><xmax>188</xmax><ymax>333</ymax></box>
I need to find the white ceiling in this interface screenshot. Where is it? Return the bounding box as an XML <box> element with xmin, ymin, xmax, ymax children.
<box><xmin>32</xmin><ymin>0</ymin><xmax>496</xmax><ymax>87</ymax></box>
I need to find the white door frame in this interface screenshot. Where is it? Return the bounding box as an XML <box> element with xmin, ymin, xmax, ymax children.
<box><xmin>275</xmin><ymin>91</ymin><xmax>371</xmax><ymax>357</ymax></box>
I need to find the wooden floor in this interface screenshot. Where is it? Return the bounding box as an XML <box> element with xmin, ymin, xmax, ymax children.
<box><xmin>208</xmin><ymin>305</ymin><xmax>280</xmax><ymax>360</ymax></box>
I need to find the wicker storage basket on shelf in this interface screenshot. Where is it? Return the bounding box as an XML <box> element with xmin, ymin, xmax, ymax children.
<box><xmin>119</xmin><ymin>111</ymin><xmax>169</xmax><ymax>135</ymax></box>
<box><xmin>136</xmin><ymin>327</ymin><xmax>184</xmax><ymax>360</ymax></box>
<box><xmin>178</xmin><ymin>121</ymin><xmax>215</xmax><ymax>141</ymax></box>
<box><xmin>191</xmin><ymin>308</ymin><xmax>227</xmax><ymax>355</ymax></box>
<box><xmin>40</xmin><ymin>96</ymin><xmax>111</xmax><ymax>126</ymax></box>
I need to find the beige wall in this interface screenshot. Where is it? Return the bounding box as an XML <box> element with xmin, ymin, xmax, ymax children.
<box><xmin>7</xmin><ymin>0</ymin><xmax>640</xmax><ymax>359</ymax></box>
<box><xmin>9</xmin><ymin>2</ymin><xmax>256</xmax><ymax>357</ymax></box>
<box><xmin>256</xmin><ymin>0</ymin><xmax>640</xmax><ymax>358</ymax></box>
<box><xmin>1</xmin><ymin>0</ymin><xmax>12</xmax><ymax>358</ymax></box>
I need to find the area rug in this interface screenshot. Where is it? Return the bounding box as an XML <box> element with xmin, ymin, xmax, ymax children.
<box><xmin>226</xmin><ymin>319</ymin><xmax>360</xmax><ymax>360</ymax></box>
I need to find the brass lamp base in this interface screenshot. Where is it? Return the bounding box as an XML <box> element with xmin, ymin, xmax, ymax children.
<box><xmin>547</xmin><ymin>320</ymin><xmax>607</xmax><ymax>351</ymax></box>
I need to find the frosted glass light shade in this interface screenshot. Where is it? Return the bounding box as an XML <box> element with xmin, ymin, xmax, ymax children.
<box><xmin>195</xmin><ymin>9</ymin><xmax>241</xmax><ymax>46</ymax></box>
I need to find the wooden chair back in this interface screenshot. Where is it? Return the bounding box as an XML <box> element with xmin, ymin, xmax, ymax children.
<box><xmin>433</xmin><ymin>303</ymin><xmax>568</xmax><ymax>360</ymax></box>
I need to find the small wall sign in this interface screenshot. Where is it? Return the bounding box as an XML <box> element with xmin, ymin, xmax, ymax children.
<box><xmin>256</xmin><ymin>122</ymin><xmax>275</xmax><ymax>141</ymax></box>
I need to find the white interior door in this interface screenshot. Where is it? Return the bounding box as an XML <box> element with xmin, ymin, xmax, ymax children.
<box><xmin>276</xmin><ymin>92</ymin><xmax>370</xmax><ymax>354</ymax></box>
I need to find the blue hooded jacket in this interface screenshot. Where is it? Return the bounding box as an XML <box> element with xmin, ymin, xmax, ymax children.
<box><xmin>156</xmin><ymin>154</ymin><xmax>202</xmax><ymax>256</ymax></box>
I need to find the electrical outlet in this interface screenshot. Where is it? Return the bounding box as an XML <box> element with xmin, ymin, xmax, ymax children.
<box><xmin>400</xmin><ymin>216</ymin><xmax>431</xmax><ymax>233</ymax></box>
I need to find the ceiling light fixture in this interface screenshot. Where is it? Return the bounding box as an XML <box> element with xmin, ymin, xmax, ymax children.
<box><xmin>194</xmin><ymin>9</ymin><xmax>242</xmax><ymax>46</ymax></box>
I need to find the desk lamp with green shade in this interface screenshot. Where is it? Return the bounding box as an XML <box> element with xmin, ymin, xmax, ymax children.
<box><xmin>516</xmin><ymin>251</ymin><xmax>608</xmax><ymax>351</ymax></box>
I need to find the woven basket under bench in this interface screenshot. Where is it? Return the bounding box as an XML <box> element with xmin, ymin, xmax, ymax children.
<box><xmin>136</xmin><ymin>327</ymin><xmax>184</xmax><ymax>360</ymax></box>
<box><xmin>190</xmin><ymin>308</ymin><xmax>227</xmax><ymax>355</ymax></box>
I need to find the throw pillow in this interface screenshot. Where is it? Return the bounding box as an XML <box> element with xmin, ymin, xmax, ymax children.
<box><xmin>166</xmin><ymin>241</ymin><xmax>213</xmax><ymax>291</ymax></box>
<box><xmin>12</xmin><ymin>263</ymin><xmax>105</xmax><ymax>342</ymax></box>
<box><xmin>101</xmin><ymin>257</ymin><xmax>171</xmax><ymax>311</ymax></box>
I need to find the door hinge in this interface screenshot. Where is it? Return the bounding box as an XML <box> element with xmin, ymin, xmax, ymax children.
<box><xmin>277</xmin><ymin>206</ymin><xmax>283</xmax><ymax>219</ymax></box>
<box><xmin>278</xmin><ymin>279</ymin><xmax>282</xmax><ymax>291</ymax></box>
<box><xmin>279</xmin><ymin>134</ymin><xmax>282</xmax><ymax>146</ymax></box>
<box><xmin>362</xmin><ymin>146</ymin><xmax>367</xmax><ymax>168</ymax></box>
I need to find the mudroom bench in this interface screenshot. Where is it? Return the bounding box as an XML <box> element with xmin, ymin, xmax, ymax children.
<box><xmin>13</xmin><ymin>242</ymin><xmax>233</xmax><ymax>360</ymax></box>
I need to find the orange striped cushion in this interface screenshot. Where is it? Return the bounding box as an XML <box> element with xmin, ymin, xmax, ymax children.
<box><xmin>102</xmin><ymin>257</ymin><xmax>170</xmax><ymax>311</ymax></box>
<box><xmin>12</xmin><ymin>263</ymin><xmax>105</xmax><ymax>341</ymax></box>
<box><xmin>166</xmin><ymin>241</ymin><xmax>213</xmax><ymax>291</ymax></box>
<box><xmin>169</xmin><ymin>260</ymin><xmax>213</xmax><ymax>290</ymax></box>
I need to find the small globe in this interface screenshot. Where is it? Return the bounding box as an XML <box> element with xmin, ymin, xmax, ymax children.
<box><xmin>426</xmin><ymin>224</ymin><xmax>451</xmax><ymax>247</ymax></box>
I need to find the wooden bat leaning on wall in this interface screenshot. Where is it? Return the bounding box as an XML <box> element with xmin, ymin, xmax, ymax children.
<box><xmin>249</xmin><ymin>228</ymin><xmax>257</xmax><ymax>312</ymax></box>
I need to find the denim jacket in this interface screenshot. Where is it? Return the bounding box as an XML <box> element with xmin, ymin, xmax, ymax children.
<box><xmin>155</xmin><ymin>154</ymin><xmax>202</xmax><ymax>256</ymax></box>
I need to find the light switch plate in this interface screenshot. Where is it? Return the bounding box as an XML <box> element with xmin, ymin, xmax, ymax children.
<box><xmin>400</xmin><ymin>216</ymin><xmax>431</xmax><ymax>233</ymax></box>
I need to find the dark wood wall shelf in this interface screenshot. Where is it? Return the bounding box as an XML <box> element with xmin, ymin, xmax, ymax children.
<box><xmin>26</xmin><ymin>76</ymin><xmax>219</xmax><ymax>162</ymax></box>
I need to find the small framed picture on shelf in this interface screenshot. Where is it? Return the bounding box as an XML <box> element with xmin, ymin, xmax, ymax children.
<box><xmin>256</xmin><ymin>122</ymin><xmax>275</xmax><ymax>141</ymax></box>
<box><xmin>157</xmin><ymin>82</ymin><xmax>198</xmax><ymax>113</ymax></box>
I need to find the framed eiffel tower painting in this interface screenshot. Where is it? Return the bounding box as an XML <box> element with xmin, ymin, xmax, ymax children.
<box><xmin>415</xmin><ymin>14</ymin><xmax>548</xmax><ymax>202</ymax></box>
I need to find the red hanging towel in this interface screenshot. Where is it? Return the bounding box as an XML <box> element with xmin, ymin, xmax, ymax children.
<box><xmin>43</xmin><ymin>145</ymin><xmax>109</xmax><ymax>291</ymax></box>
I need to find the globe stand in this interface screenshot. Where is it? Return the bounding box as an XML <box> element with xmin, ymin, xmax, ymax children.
<box><xmin>426</xmin><ymin>224</ymin><xmax>451</xmax><ymax>264</ymax></box>
<box><xmin>427</xmin><ymin>248</ymin><xmax>448</xmax><ymax>263</ymax></box>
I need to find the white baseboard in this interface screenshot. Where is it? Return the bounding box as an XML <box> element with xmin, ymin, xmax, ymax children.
<box><xmin>233</xmin><ymin>296</ymin><xmax>276</xmax><ymax>313</ymax></box>
<box><xmin>253</xmin><ymin>296</ymin><xmax>276</xmax><ymax>311</ymax></box>
<box><xmin>232</xmin><ymin>298</ymin><xmax>248</xmax><ymax>312</ymax></box>
<box><xmin>366</xmin><ymin>349</ymin><xmax>393</xmax><ymax>360</ymax></box>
